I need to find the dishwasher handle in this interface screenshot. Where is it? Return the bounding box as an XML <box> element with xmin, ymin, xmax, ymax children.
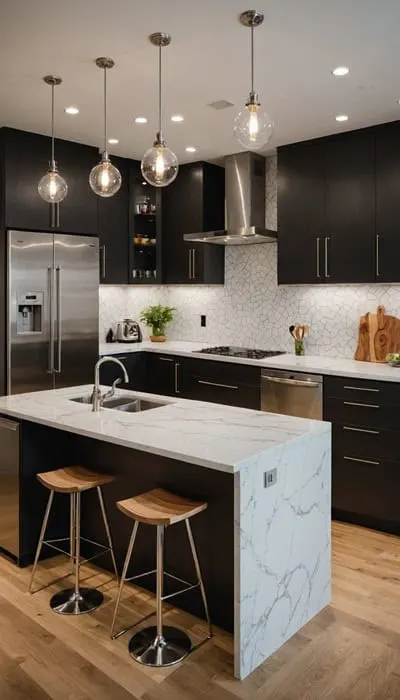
<box><xmin>0</xmin><ymin>417</ymin><xmax>19</xmax><ymax>431</ymax></box>
<box><xmin>261</xmin><ymin>375</ymin><xmax>321</xmax><ymax>389</ymax></box>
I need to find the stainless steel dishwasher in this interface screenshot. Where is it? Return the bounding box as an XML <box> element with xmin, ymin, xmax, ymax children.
<box><xmin>0</xmin><ymin>416</ymin><xmax>20</xmax><ymax>559</ymax></box>
<box><xmin>261</xmin><ymin>369</ymin><xmax>323</xmax><ymax>420</ymax></box>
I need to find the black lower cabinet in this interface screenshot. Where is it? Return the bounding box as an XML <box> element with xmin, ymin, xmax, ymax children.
<box><xmin>325</xmin><ymin>374</ymin><xmax>400</xmax><ymax>534</ymax></box>
<box><xmin>145</xmin><ymin>354</ymin><xmax>184</xmax><ymax>396</ymax></box>
<box><xmin>181</xmin><ymin>359</ymin><xmax>260</xmax><ymax>410</ymax></box>
<box><xmin>99</xmin><ymin>352</ymin><xmax>146</xmax><ymax>391</ymax></box>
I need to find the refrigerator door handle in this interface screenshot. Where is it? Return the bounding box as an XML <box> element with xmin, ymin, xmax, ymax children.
<box><xmin>47</xmin><ymin>266</ymin><xmax>55</xmax><ymax>374</ymax></box>
<box><xmin>55</xmin><ymin>266</ymin><xmax>62</xmax><ymax>373</ymax></box>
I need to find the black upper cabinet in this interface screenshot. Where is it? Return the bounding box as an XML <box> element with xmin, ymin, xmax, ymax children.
<box><xmin>162</xmin><ymin>162</ymin><xmax>225</xmax><ymax>284</ymax></box>
<box><xmin>278</xmin><ymin>127</ymin><xmax>376</xmax><ymax>284</ymax></box>
<box><xmin>325</xmin><ymin>131</ymin><xmax>375</xmax><ymax>283</ymax></box>
<box><xmin>98</xmin><ymin>155</ymin><xmax>130</xmax><ymax>284</ymax></box>
<box><xmin>2</xmin><ymin>128</ymin><xmax>53</xmax><ymax>231</ymax></box>
<box><xmin>54</xmin><ymin>137</ymin><xmax>98</xmax><ymax>235</ymax></box>
<box><xmin>2</xmin><ymin>127</ymin><xmax>98</xmax><ymax>235</ymax></box>
<box><xmin>278</xmin><ymin>142</ymin><xmax>325</xmax><ymax>284</ymax></box>
<box><xmin>375</xmin><ymin>121</ymin><xmax>400</xmax><ymax>282</ymax></box>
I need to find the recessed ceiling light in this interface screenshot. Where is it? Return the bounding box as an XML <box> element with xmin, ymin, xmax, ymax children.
<box><xmin>64</xmin><ymin>106</ymin><xmax>79</xmax><ymax>115</ymax></box>
<box><xmin>335</xmin><ymin>114</ymin><xmax>349</xmax><ymax>122</ymax></box>
<box><xmin>185</xmin><ymin>146</ymin><xmax>197</xmax><ymax>153</ymax></box>
<box><xmin>108</xmin><ymin>138</ymin><xmax>119</xmax><ymax>145</ymax></box>
<box><xmin>171</xmin><ymin>115</ymin><xmax>184</xmax><ymax>122</ymax></box>
<box><xmin>135</xmin><ymin>117</ymin><xmax>148</xmax><ymax>124</ymax></box>
<box><xmin>332</xmin><ymin>66</ymin><xmax>349</xmax><ymax>77</ymax></box>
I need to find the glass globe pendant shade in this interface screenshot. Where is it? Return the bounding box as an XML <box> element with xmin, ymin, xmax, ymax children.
<box><xmin>233</xmin><ymin>98</ymin><xmax>274</xmax><ymax>150</ymax></box>
<box><xmin>89</xmin><ymin>155</ymin><xmax>122</xmax><ymax>198</ymax></box>
<box><xmin>141</xmin><ymin>140</ymin><xmax>179</xmax><ymax>187</ymax></box>
<box><xmin>38</xmin><ymin>164</ymin><xmax>68</xmax><ymax>203</ymax></box>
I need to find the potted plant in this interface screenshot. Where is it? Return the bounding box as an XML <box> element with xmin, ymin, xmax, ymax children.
<box><xmin>140</xmin><ymin>304</ymin><xmax>175</xmax><ymax>342</ymax></box>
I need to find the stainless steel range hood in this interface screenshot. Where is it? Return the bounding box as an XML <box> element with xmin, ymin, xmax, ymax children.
<box><xmin>184</xmin><ymin>151</ymin><xmax>277</xmax><ymax>245</ymax></box>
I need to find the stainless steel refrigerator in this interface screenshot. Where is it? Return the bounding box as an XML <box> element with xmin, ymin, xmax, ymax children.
<box><xmin>7</xmin><ymin>230</ymin><xmax>99</xmax><ymax>395</ymax></box>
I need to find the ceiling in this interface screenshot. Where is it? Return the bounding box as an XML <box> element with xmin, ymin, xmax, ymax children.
<box><xmin>1</xmin><ymin>0</ymin><xmax>400</xmax><ymax>163</ymax></box>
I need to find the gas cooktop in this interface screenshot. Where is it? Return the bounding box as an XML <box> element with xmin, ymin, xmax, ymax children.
<box><xmin>197</xmin><ymin>346</ymin><xmax>286</xmax><ymax>360</ymax></box>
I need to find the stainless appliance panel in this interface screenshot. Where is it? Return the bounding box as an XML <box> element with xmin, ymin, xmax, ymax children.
<box><xmin>53</xmin><ymin>234</ymin><xmax>99</xmax><ymax>388</ymax></box>
<box><xmin>0</xmin><ymin>416</ymin><xmax>20</xmax><ymax>558</ymax></box>
<box><xmin>261</xmin><ymin>369</ymin><xmax>323</xmax><ymax>420</ymax></box>
<box><xmin>8</xmin><ymin>230</ymin><xmax>54</xmax><ymax>394</ymax></box>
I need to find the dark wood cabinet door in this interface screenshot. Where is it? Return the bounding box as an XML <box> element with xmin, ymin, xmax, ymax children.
<box><xmin>375</xmin><ymin>121</ymin><xmax>400</xmax><ymax>282</ymax></box>
<box><xmin>146</xmin><ymin>355</ymin><xmax>177</xmax><ymax>396</ymax></box>
<box><xmin>162</xmin><ymin>162</ymin><xmax>224</xmax><ymax>284</ymax></box>
<box><xmin>325</xmin><ymin>131</ymin><xmax>375</xmax><ymax>283</ymax></box>
<box><xmin>3</xmin><ymin>128</ymin><xmax>54</xmax><ymax>231</ymax></box>
<box><xmin>181</xmin><ymin>359</ymin><xmax>260</xmax><ymax>409</ymax></box>
<box><xmin>54</xmin><ymin>138</ymin><xmax>98</xmax><ymax>235</ymax></box>
<box><xmin>277</xmin><ymin>142</ymin><xmax>325</xmax><ymax>284</ymax></box>
<box><xmin>98</xmin><ymin>156</ymin><xmax>130</xmax><ymax>284</ymax></box>
<box><xmin>99</xmin><ymin>352</ymin><xmax>146</xmax><ymax>391</ymax></box>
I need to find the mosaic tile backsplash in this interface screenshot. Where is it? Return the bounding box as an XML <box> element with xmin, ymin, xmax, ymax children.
<box><xmin>100</xmin><ymin>155</ymin><xmax>400</xmax><ymax>360</ymax></box>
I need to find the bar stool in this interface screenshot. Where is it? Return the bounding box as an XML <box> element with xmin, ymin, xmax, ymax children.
<box><xmin>30</xmin><ymin>466</ymin><xmax>118</xmax><ymax>615</ymax></box>
<box><xmin>111</xmin><ymin>488</ymin><xmax>212</xmax><ymax>668</ymax></box>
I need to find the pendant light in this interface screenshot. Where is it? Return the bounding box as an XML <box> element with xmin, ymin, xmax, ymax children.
<box><xmin>38</xmin><ymin>76</ymin><xmax>68</xmax><ymax>203</ymax></box>
<box><xmin>89</xmin><ymin>57</ymin><xmax>122</xmax><ymax>198</ymax></box>
<box><xmin>141</xmin><ymin>33</ymin><xmax>179</xmax><ymax>188</ymax></box>
<box><xmin>233</xmin><ymin>10</ymin><xmax>274</xmax><ymax>150</ymax></box>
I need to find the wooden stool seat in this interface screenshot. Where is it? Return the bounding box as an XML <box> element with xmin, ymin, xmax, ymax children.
<box><xmin>37</xmin><ymin>466</ymin><xmax>114</xmax><ymax>494</ymax></box>
<box><xmin>117</xmin><ymin>488</ymin><xmax>208</xmax><ymax>526</ymax></box>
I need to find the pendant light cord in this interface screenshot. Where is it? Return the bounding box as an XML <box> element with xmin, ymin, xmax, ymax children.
<box><xmin>51</xmin><ymin>83</ymin><xmax>55</xmax><ymax>165</ymax></box>
<box><xmin>103</xmin><ymin>66</ymin><xmax>107</xmax><ymax>155</ymax></box>
<box><xmin>158</xmin><ymin>43</ymin><xmax>162</xmax><ymax>141</ymax></box>
<box><xmin>250</xmin><ymin>26</ymin><xmax>255</xmax><ymax>95</ymax></box>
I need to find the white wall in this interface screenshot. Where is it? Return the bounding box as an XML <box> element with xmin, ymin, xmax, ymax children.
<box><xmin>100</xmin><ymin>156</ymin><xmax>400</xmax><ymax>359</ymax></box>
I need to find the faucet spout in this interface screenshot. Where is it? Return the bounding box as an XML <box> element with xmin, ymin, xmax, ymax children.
<box><xmin>92</xmin><ymin>356</ymin><xmax>129</xmax><ymax>412</ymax></box>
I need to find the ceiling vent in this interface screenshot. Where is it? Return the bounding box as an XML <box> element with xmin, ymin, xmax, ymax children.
<box><xmin>208</xmin><ymin>99</ymin><xmax>234</xmax><ymax>110</ymax></box>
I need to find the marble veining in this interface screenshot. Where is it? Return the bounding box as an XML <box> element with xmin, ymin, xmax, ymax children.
<box><xmin>0</xmin><ymin>385</ymin><xmax>328</xmax><ymax>474</ymax></box>
<box><xmin>100</xmin><ymin>153</ymin><xmax>400</xmax><ymax>360</ymax></box>
<box><xmin>234</xmin><ymin>427</ymin><xmax>331</xmax><ymax>678</ymax></box>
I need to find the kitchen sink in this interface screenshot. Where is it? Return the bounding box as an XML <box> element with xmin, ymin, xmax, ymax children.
<box><xmin>70</xmin><ymin>395</ymin><xmax>167</xmax><ymax>412</ymax></box>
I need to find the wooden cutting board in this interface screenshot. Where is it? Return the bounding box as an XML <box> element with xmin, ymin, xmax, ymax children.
<box><xmin>355</xmin><ymin>305</ymin><xmax>400</xmax><ymax>362</ymax></box>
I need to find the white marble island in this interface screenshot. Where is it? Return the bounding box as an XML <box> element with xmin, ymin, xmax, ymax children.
<box><xmin>0</xmin><ymin>386</ymin><xmax>331</xmax><ymax>680</ymax></box>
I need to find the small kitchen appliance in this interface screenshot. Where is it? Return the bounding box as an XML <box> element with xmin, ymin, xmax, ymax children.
<box><xmin>116</xmin><ymin>319</ymin><xmax>142</xmax><ymax>343</ymax></box>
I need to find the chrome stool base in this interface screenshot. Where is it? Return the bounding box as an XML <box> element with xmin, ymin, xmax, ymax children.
<box><xmin>129</xmin><ymin>625</ymin><xmax>192</xmax><ymax>667</ymax></box>
<box><xmin>50</xmin><ymin>587</ymin><xmax>104</xmax><ymax>615</ymax></box>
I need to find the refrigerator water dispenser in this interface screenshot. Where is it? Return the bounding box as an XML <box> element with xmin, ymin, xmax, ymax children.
<box><xmin>16</xmin><ymin>293</ymin><xmax>43</xmax><ymax>334</ymax></box>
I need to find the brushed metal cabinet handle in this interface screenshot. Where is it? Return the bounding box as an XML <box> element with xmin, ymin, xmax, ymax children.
<box><xmin>376</xmin><ymin>234</ymin><xmax>380</xmax><ymax>277</ymax></box>
<box><xmin>343</xmin><ymin>385</ymin><xmax>379</xmax><ymax>393</ymax></box>
<box><xmin>188</xmin><ymin>248</ymin><xmax>192</xmax><ymax>280</ymax></box>
<box><xmin>197</xmin><ymin>379</ymin><xmax>239</xmax><ymax>390</ymax></box>
<box><xmin>343</xmin><ymin>426</ymin><xmax>380</xmax><ymax>435</ymax></box>
<box><xmin>343</xmin><ymin>401</ymin><xmax>379</xmax><ymax>409</ymax></box>
<box><xmin>192</xmin><ymin>249</ymin><xmax>196</xmax><ymax>279</ymax></box>
<box><xmin>344</xmin><ymin>456</ymin><xmax>380</xmax><ymax>466</ymax></box>
<box><xmin>101</xmin><ymin>245</ymin><xmax>106</xmax><ymax>279</ymax></box>
<box><xmin>316</xmin><ymin>237</ymin><xmax>320</xmax><ymax>278</ymax></box>
<box><xmin>175</xmin><ymin>362</ymin><xmax>180</xmax><ymax>394</ymax></box>
<box><xmin>158</xmin><ymin>357</ymin><xmax>174</xmax><ymax>362</ymax></box>
<box><xmin>325</xmin><ymin>236</ymin><xmax>330</xmax><ymax>278</ymax></box>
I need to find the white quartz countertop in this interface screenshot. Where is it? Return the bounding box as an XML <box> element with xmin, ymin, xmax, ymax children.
<box><xmin>0</xmin><ymin>385</ymin><xmax>329</xmax><ymax>474</ymax></box>
<box><xmin>99</xmin><ymin>340</ymin><xmax>400</xmax><ymax>383</ymax></box>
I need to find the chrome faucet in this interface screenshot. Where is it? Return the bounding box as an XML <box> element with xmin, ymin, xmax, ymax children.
<box><xmin>91</xmin><ymin>357</ymin><xmax>129</xmax><ymax>412</ymax></box>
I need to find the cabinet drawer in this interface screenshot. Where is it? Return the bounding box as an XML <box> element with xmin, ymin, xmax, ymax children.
<box><xmin>325</xmin><ymin>396</ymin><xmax>400</xmax><ymax>430</ymax></box>
<box><xmin>333</xmin><ymin>424</ymin><xmax>400</xmax><ymax>463</ymax></box>
<box><xmin>183</xmin><ymin>359</ymin><xmax>260</xmax><ymax>387</ymax></box>
<box><xmin>325</xmin><ymin>375</ymin><xmax>400</xmax><ymax>405</ymax></box>
<box><xmin>332</xmin><ymin>454</ymin><xmax>400</xmax><ymax>523</ymax></box>
<box><xmin>186</xmin><ymin>379</ymin><xmax>259</xmax><ymax>410</ymax></box>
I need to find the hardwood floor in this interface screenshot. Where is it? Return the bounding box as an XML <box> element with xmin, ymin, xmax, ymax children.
<box><xmin>0</xmin><ymin>521</ymin><xmax>399</xmax><ymax>699</ymax></box>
